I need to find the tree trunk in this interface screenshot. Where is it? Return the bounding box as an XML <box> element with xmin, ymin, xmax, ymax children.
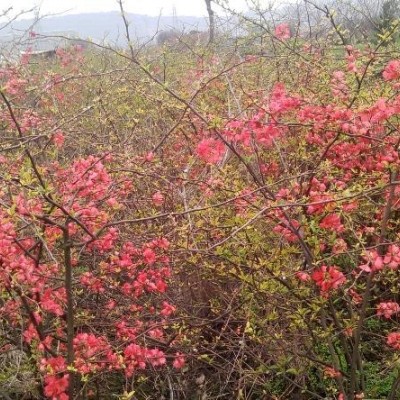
<box><xmin>205</xmin><ymin>0</ymin><xmax>215</xmax><ymax>44</ymax></box>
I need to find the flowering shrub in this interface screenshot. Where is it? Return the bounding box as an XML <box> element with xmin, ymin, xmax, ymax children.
<box><xmin>2</xmin><ymin>9</ymin><xmax>400</xmax><ymax>400</ymax></box>
<box><xmin>0</xmin><ymin>151</ymin><xmax>180</xmax><ymax>398</ymax></box>
<box><xmin>0</xmin><ymin>56</ymin><xmax>183</xmax><ymax>399</ymax></box>
<box><xmin>185</xmin><ymin>47</ymin><xmax>400</xmax><ymax>398</ymax></box>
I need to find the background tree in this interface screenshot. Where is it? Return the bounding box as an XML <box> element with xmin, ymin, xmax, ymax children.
<box><xmin>205</xmin><ymin>0</ymin><xmax>216</xmax><ymax>43</ymax></box>
<box><xmin>376</xmin><ymin>0</ymin><xmax>400</xmax><ymax>43</ymax></box>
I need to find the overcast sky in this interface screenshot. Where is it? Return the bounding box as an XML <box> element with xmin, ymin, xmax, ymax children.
<box><xmin>3</xmin><ymin>0</ymin><xmax>250</xmax><ymax>18</ymax></box>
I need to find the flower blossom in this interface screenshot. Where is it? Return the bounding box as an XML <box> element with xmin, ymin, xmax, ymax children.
<box><xmin>196</xmin><ymin>138</ymin><xmax>225</xmax><ymax>164</ymax></box>
<box><xmin>152</xmin><ymin>191</ymin><xmax>164</xmax><ymax>206</ymax></box>
<box><xmin>377</xmin><ymin>302</ymin><xmax>400</xmax><ymax>319</ymax></box>
<box><xmin>319</xmin><ymin>213</ymin><xmax>344</xmax><ymax>233</ymax></box>
<box><xmin>295</xmin><ymin>271</ymin><xmax>311</xmax><ymax>282</ymax></box>
<box><xmin>324</xmin><ymin>366</ymin><xmax>341</xmax><ymax>378</ymax></box>
<box><xmin>383</xmin><ymin>60</ymin><xmax>400</xmax><ymax>81</ymax></box>
<box><xmin>311</xmin><ymin>265</ymin><xmax>346</xmax><ymax>296</ymax></box>
<box><xmin>173</xmin><ymin>352</ymin><xmax>185</xmax><ymax>369</ymax></box>
<box><xmin>53</xmin><ymin>131</ymin><xmax>65</xmax><ymax>148</ymax></box>
<box><xmin>274</xmin><ymin>23</ymin><xmax>291</xmax><ymax>41</ymax></box>
<box><xmin>387</xmin><ymin>332</ymin><xmax>400</xmax><ymax>350</ymax></box>
<box><xmin>44</xmin><ymin>374</ymin><xmax>69</xmax><ymax>399</ymax></box>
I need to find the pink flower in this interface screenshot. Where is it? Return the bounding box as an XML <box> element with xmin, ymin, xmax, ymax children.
<box><xmin>40</xmin><ymin>356</ymin><xmax>66</xmax><ymax>374</ymax></box>
<box><xmin>124</xmin><ymin>344</ymin><xmax>147</xmax><ymax>376</ymax></box>
<box><xmin>23</xmin><ymin>323</ymin><xmax>39</xmax><ymax>343</ymax></box>
<box><xmin>295</xmin><ymin>271</ymin><xmax>311</xmax><ymax>282</ymax></box>
<box><xmin>331</xmin><ymin>70</ymin><xmax>349</xmax><ymax>100</ymax></box>
<box><xmin>143</xmin><ymin>248</ymin><xmax>156</xmax><ymax>265</ymax></box>
<box><xmin>106</xmin><ymin>197</ymin><xmax>119</xmax><ymax>207</ymax></box>
<box><xmin>348</xmin><ymin>289</ymin><xmax>362</xmax><ymax>304</ymax></box>
<box><xmin>324</xmin><ymin>366</ymin><xmax>341</xmax><ymax>378</ymax></box>
<box><xmin>160</xmin><ymin>301</ymin><xmax>176</xmax><ymax>316</ymax></box>
<box><xmin>273</xmin><ymin>219</ymin><xmax>301</xmax><ymax>242</ymax></box>
<box><xmin>387</xmin><ymin>332</ymin><xmax>400</xmax><ymax>350</ymax></box>
<box><xmin>377</xmin><ymin>302</ymin><xmax>400</xmax><ymax>319</ymax></box>
<box><xmin>359</xmin><ymin>250</ymin><xmax>384</xmax><ymax>273</ymax></box>
<box><xmin>53</xmin><ymin>131</ymin><xmax>65</xmax><ymax>148</ymax></box>
<box><xmin>196</xmin><ymin>138</ymin><xmax>225</xmax><ymax>164</ymax></box>
<box><xmin>146</xmin><ymin>348</ymin><xmax>166</xmax><ymax>367</ymax></box>
<box><xmin>274</xmin><ymin>23</ymin><xmax>291</xmax><ymax>41</ymax></box>
<box><xmin>145</xmin><ymin>151</ymin><xmax>155</xmax><ymax>162</ymax></box>
<box><xmin>383</xmin><ymin>245</ymin><xmax>400</xmax><ymax>269</ymax></box>
<box><xmin>156</xmin><ymin>237</ymin><xmax>170</xmax><ymax>249</ymax></box>
<box><xmin>269</xmin><ymin>83</ymin><xmax>300</xmax><ymax>115</ymax></box>
<box><xmin>152</xmin><ymin>191</ymin><xmax>164</xmax><ymax>206</ymax></box>
<box><xmin>173</xmin><ymin>352</ymin><xmax>185</xmax><ymax>369</ymax></box>
<box><xmin>40</xmin><ymin>289</ymin><xmax>64</xmax><ymax>316</ymax></box>
<box><xmin>44</xmin><ymin>374</ymin><xmax>69</xmax><ymax>398</ymax></box>
<box><xmin>332</xmin><ymin>238</ymin><xmax>348</xmax><ymax>254</ymax></box>
<box><xmin>383</xmin><ymin>60</ymin><xmax>400</xmax><ymax>81</ymax></box>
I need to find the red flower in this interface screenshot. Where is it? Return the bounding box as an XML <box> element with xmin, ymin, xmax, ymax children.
<box><xmin>143</xmin><ymin>248</ymin><xmax>156</xmax><ymax>265</ymax></box>
<box><xmin>41</xmin><ymin>289</ymin><xmax>64</xmax><ymax>316</ymax></box>
<box><xmin>319</xmin><ymin>213</ymin><xmax>344</xmax><ymax>233</ymax></box>
<box><xmin>387</xmin><ymin>332</ymin><xmax>400</xmax><ymax>350</ymax></box>
<box><xmin>44</xmin><ymin>374</ymin><xmax>69</xmax><ymax>398</ymax></box>
<box><xmin>196</xmin><ymin>138</ymin><xmax>225</xmax><ymax>164</ymax></box>
<box><xmin>152</xmin><ymin>191</ymin><xmax>164</xmax><ymax>206</ymax></box>
<box><xmin>40</xmin><ymin>356</ymin><xmax>66</xmax><ymax>374</ymax></box>
<box><xmin>160</xmin><ymin>301</ymin><xmax>176</xmax><ymax>316</ymax></box>
<box><xmin>311</xmin><ymin>265</ymin><xmax>346</xmax><ymax>295</ymax></box>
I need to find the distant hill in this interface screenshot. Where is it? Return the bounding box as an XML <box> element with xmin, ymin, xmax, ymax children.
<box><xmin>0</xmin><ymin>11</ymin><xmax>209</xmax><ymax>47</ymax></box>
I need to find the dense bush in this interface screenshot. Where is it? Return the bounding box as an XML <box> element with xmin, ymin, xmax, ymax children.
<box><xmin>1</xmin><ymin>4</ymin><xmax>400</xmax><ymax>400</ymax></box>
